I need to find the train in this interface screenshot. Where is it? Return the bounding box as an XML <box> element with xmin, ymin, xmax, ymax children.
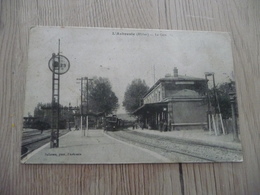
<box><xmin>23</xmin><ymin>117</ymin><xmax>67</xmax><ymax>131</ymax></box>
<box><xmin>104</xmin><ymin>115</ymin><xmax>133</xmax><ymax>131</ymax></box>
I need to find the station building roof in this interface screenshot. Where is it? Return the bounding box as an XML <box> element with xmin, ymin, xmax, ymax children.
<box><xmin>143</xmin><ymin>74</ymin><xmax>206</xmax><ymax>99</ymax></box>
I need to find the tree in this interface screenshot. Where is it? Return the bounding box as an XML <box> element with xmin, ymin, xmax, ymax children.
<box><xmin>33</xmin><ymin>102</ymin><xmax>74</xmax><ymax>124</ymax></box>
<box><xmin>87</xmin><ymin>77</ymin><xmax>119</xmax><ymax>115</ymax></box>
<box><xmin>34</xmin><ymin>103</ymin><xmax>46</xmax><ymax>119</ymax></box>
<box><xmin>123</xmin><ymin>79</ymin><xmax>149</xmax><ymax>114</ymax></box>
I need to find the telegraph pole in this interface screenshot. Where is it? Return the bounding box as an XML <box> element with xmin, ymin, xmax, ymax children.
<box><xmin>77</xmin><ymin>77</ymin><xmax>92</xmax><ymax>136</ymax></box>
<box><xmin>86</xmin><ymin>77</ymin><xmax>93</xmax><ymax>134</ymax></box>
<box><xmin>77</xmin><ymin>77</ymin><xmax>84</xmax><ymax>135</ymax></box>
<box><xmin>86</xmin><ymin>77</ymin><xmax>93</xmax><ymax>114</ymax></box>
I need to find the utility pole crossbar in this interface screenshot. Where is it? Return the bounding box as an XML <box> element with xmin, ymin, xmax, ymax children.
<box><xmin>76</xmin><ymin>77</ymin><xmax>93</xmax><ymax>136</ymax></box>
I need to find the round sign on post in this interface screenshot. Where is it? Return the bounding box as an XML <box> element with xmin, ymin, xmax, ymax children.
<box><xmin>48</xmin><ymin>54</ymin><xmax>70</xmax><ymax>75</ymax></box>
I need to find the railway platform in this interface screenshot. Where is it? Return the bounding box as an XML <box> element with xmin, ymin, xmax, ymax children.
<box><xmin>132</xmin><ymin>128</ymin><xmax>242</xmax><ymax>150</ymax></box>
<box><xmin>21</xmin><ymin>129</ymin><xmax>171</xmax><ymax>164</ymax></box>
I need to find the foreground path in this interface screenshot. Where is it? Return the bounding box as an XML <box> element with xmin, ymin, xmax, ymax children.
<box><xmin>22</xmin><ymin>129</ymin><xmax>170</xmax><ymax>164</ymax></box>
<box><xmin>107</xmin><ymin>130</ymin><xmax>243</xmax><ymax>163</ymax></box>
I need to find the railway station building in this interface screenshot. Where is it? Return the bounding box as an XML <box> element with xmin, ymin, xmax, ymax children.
<box><xmin>133</xmin><ymin>68</ymin><xmax>208</xmax><ymax>130</ymax></box>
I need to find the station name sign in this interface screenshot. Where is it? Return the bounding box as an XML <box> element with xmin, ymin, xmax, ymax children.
<box><xmin>48</xmin><ymin>54</ymin><xmax>70</xmax><ymax>75</ymax></box>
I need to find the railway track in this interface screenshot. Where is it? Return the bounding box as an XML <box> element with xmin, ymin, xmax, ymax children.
<box><xmin>22</xmin><ymin>135</ymin><xmax>51</xmax><ymax>147</ymax></box>
<box><xmin>21</xmin><ymin>136</ymin><xmax>51</xmax><ymax>159</ymax></box>
<box><xmin>107</xmin><ymin>130</ymin><xmax>243</xmax><ymax>162</ymax></box>
<box><xmin>21</xmin><ymin>129</ymin><xmax>70</xmax><ymax>159</ymax></box>
<box><xmin>22</xmin><ymin>131</ymin><xmax>51</xmax><ymax>146</ymax></box>
<box><xmin>22</xmin><ymin>129</ymin><xmax>51</xmax><ymax>140</ymax></box>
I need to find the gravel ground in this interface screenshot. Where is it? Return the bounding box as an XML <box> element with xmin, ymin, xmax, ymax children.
<box><xmin>107</xmin><ymin>130</ymin><xmax>243</xmax><ymax>163</ymax></box>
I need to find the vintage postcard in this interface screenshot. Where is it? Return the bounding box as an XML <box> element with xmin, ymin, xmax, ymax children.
<box><xmin>21</xmin><ymin>27</ymin><xmax>243</xmax><ymax>164</ymax></box>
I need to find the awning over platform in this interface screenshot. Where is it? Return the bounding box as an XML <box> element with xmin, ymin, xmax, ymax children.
<box><xmin>133</xmin><ymin>102</ymin><xmax>168</xmax><ymax>115</ymax></box>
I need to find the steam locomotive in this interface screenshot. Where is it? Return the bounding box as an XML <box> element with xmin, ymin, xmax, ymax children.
<box><xmin>104</xmin><ymin>115</ymin><xmax>133</xmax><ymax>131</ymax></box>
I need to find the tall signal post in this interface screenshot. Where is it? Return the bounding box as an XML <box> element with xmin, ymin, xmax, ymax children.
<box><xmin>48</xmin><ymin>40</ymin><xmax>70</xmax><ymax>148</ymax></box>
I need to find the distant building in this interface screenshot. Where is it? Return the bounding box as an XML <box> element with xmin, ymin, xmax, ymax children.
<box><xmin>133</xmin><ymin>67</ymin><xmax>208</xmax><ymax>130</ymax></box>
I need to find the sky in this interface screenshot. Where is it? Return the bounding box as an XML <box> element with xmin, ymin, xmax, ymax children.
<box><xmin>24</xmin><ymin>27</ymin><xmax>234</xmax><ymax>115</ymax></box>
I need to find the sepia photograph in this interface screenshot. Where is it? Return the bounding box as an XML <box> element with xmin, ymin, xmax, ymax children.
<box><xmin>21</xmin><ymin>27</ymin><xmax>243</xmax><ymax>164</ymax></box>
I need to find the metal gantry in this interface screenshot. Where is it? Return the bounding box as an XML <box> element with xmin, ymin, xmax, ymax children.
<box><xmin>50</xmin><ymin>53</ymin><xmax>60</xmax><ymax>148</ymax></box>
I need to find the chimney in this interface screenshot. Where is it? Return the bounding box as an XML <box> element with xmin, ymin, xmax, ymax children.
<box><xmin>173</xmin><ymin>67</ymin><xmax>178</xmax><ymax>77</ymax></box>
